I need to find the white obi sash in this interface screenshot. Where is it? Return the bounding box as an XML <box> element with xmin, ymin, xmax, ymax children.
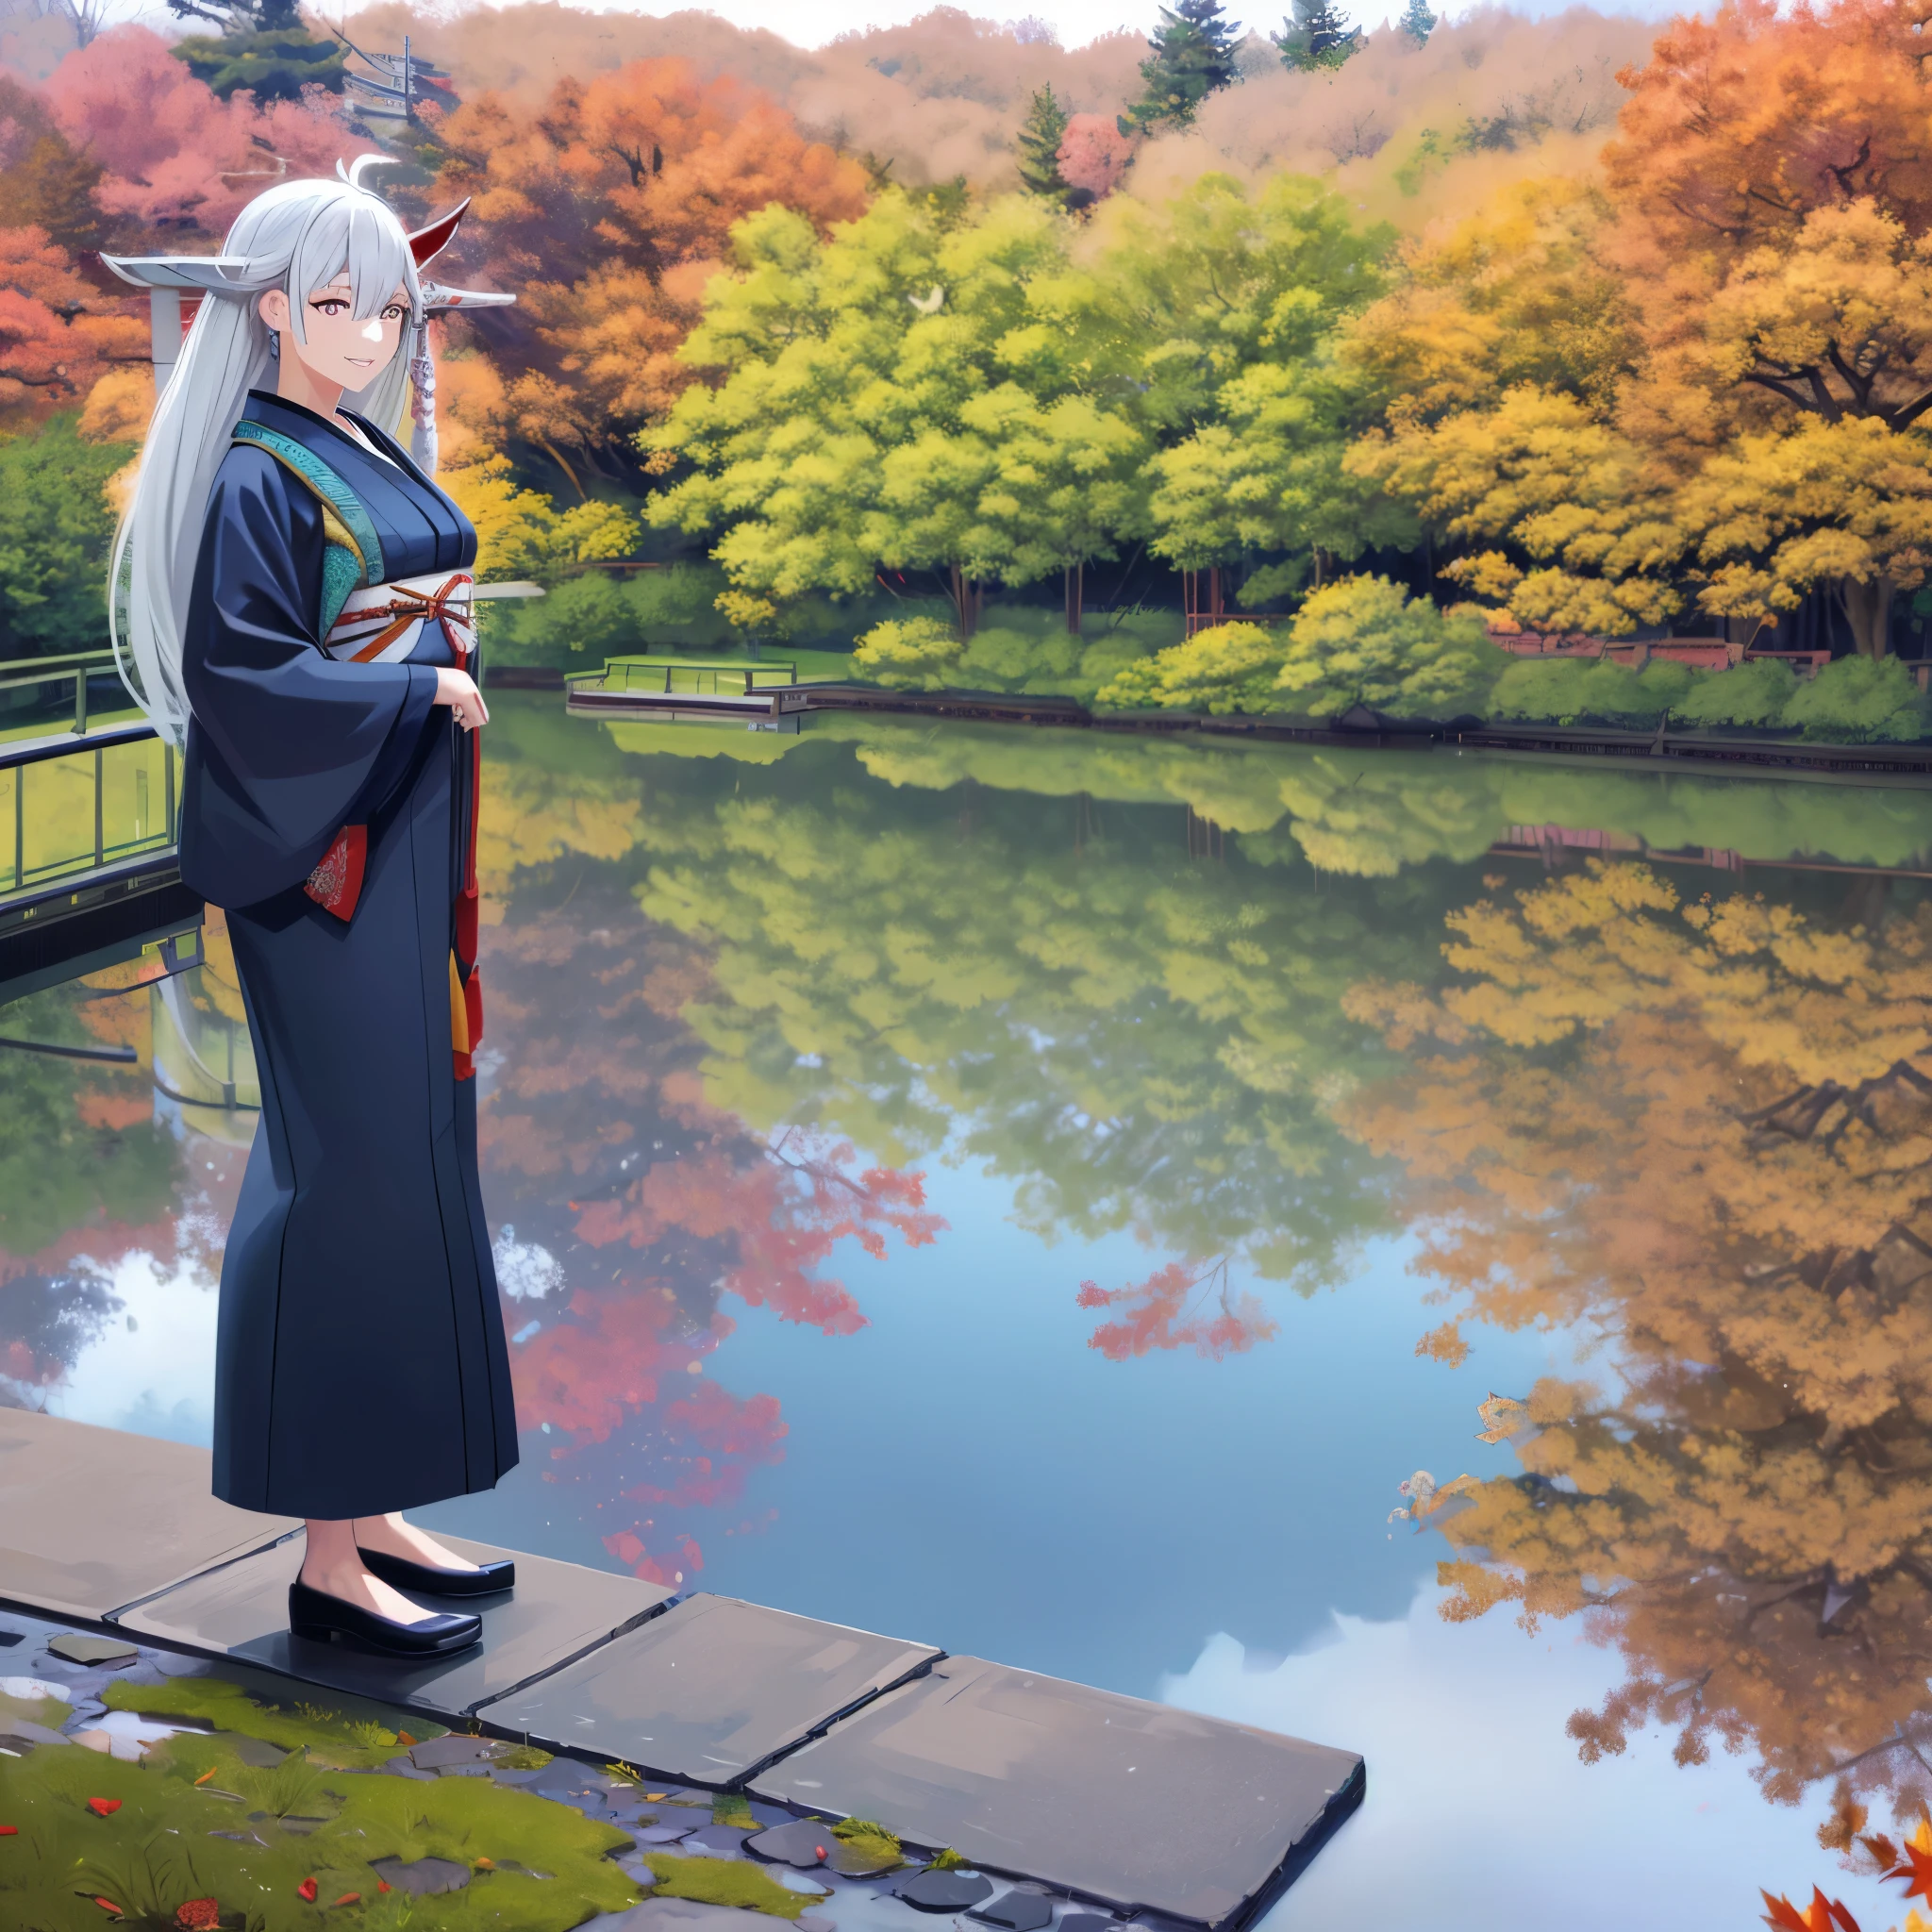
<box><xmin>323</xmin><ymin>570</ymin><xmax>475</xmax><ymax>667</ymax></box>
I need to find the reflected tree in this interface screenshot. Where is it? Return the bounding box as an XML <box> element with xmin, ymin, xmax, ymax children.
<box><xmin>1343</xmin><ymin>861</ymin><xmax>1932</xmax><ymax>1826</ymax></box>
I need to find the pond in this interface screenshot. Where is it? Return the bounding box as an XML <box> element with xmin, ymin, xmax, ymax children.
<box><xmin>6</xmin><ymin>696</ymin><xmax>1932</xmax><ymax>1929</ymax></box>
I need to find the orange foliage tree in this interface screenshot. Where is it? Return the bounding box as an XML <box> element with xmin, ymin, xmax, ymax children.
<box><xmin>430</xmin><ymin>58</ymin><xmax>868</xmax><ymax>484</ymax></box>
<box><xmin>0</xmin><ymin>225</ymin><xmax>145</xmax><ymax>427</ymax></box>
<box><xmin>1342</xmin><ymin>861</ymin><xmax>1932</xmax><ymax>1825</ymax></box>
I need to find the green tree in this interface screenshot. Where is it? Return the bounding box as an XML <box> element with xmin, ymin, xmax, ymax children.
<box><xmin>1042</xmin><ymin>172</ymin><xmax>1396</xmax><ymax>441</ymax></box>
<box><xmin>170</xmin><ymin>27</ymin><xmax>347</xmax><ymax>102</ymax></box>
<box><xmin>0</xmin><ymin>415</ymin><xmax>131</xmax><ymax>665</ymax></box>
<box><xmin>1398</xmin><ymin>0</ymin><xmax>1435</xmax><ymax>46</ymax></box>
<box><xmin>1146</xmin><ymin>359</ymin><xmax>1414</xmax><ymax>602</ymax></box>
<box><xmin>647</xmin><ymin>193</ymin><xmax>1142</xmax><ymax>640</ymax></box>
<box><xmin>1274</xmin><ymin>575</ymin><xmax>1502</xmax><ymax>717</ymax></box>
<box><xmin>1272</xmin><ymin>0</ymin><xmax>1360</xmax><ymax>73</ymax></box>
<box><xmin>166</xmin><ymin>0</ymin><xmax>346</xmax><ymax>102</ymax></box>
<box><xmin>1120</xmin><ymin>0</ymin><xmax>1244</xmax><ymax>139</ymax></box>
<box><xmin>1015</xmin><ymin>87</ymin><xmax>1072</xmax><ymax>204</ymax></box>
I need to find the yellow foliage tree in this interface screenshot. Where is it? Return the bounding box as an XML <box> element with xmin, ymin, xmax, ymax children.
<box><xmin>1347</xmin><ymin>386</ymin><xmax>1683</xmax><ymax>634</ymax></box>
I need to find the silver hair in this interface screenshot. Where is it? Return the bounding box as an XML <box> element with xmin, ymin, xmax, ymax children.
<box><xmin>109</xmin><ymin>158</ymin><xmax>425</xmax><ymax>748</ymax></box>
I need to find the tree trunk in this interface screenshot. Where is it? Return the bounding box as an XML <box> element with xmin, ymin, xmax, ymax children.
<box><xmin>1065</xmin><ymin>562</ymin><xmax>1083</xmax><ymax>635</ymax></box>
<box><xmin>1208</xmin><ymin>565</ymin><xmax>1224</xmax><ymax>623</ymax></box>
<box><xmin>1838</xmin><ymin>575</ymin><xmax>1895</xmax><ymax>658</ymax></box>
<box><xmin>950</xmin><ymin>562</ymin><xmax>980</xmax><ymax>641</ymax></box>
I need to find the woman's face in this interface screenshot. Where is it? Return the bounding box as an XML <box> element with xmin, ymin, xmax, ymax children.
<box><xmin>259</xmin><ymin>272</ymin><xmax>410</xmax><ymax>391</ymax></box>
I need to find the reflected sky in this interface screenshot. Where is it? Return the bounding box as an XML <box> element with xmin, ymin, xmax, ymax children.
<box><xmin>5</xmin><ymin>700</ymin><xmax>1932</xmax><ymax>1927</ymax></box>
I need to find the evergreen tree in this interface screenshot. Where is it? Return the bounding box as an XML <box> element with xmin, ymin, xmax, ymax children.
<box><xmin>1272</xmin><ymin>0</ymin><xmax>1360</xmax><ymax>72</ymax></box>
<box><xmin>1119</xmin><ymin>0</ymin><xmax>1242</xmax><ymax>140</ymax></box>
<box><xmin>165</xmin><ymin>0</ymin><xmax>347</xmax><ymax>102</ymax></box>
<box><xmin>1399</xmin><ymin>0</ymin><xmax>1436</xmax><ymax>45</ymax></box>
<box><xmin>1015</xmin><ymin>86</ymin><xmax>1072</xmax><ymax>202</ymax></box>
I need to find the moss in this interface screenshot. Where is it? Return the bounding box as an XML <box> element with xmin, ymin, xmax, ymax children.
<box><xmin>928</xmin><ymin>1845</ymin><xmax>969</xmax><ymax>1870</ymax></box>
<box><xmin>641</xmin><ymin>1852</ymin><xmax>805</xmax><ymax>1916</ymax></box>
<box><xmin>710</xmin><ymin>1791</ymin><xmax>756</xmax><ymax>1827</ymax></box>
<box><xmin>98</xmin><ymin>1677</ymin><xmax>445</xmax><ymax>1772</ymax></box>
<box><xmin>0</xmin><ymin>1728</ymin><xmax>638</xmax><ymax>1932</ymax></box>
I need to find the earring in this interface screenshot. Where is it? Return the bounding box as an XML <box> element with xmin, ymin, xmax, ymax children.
<box><xmin>268</xmin><ymin>333</ymin><xmax>280</xmax><ymax>359</ymax></box>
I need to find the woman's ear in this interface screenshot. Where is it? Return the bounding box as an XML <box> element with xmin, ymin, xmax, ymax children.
<box><xmin>258</xmin><ymin>289</ymin><xmax>291</xmax><ymax>336</ymax></box>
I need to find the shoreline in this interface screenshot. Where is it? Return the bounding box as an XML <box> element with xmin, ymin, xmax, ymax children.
<box><xmin>496</xmin><ymin>666</ymin><xmax>1932</xmax><ymax>785</ymax></box>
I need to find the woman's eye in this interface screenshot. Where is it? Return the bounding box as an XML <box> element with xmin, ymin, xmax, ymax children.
<box><xmin>313</xmin><ymin>300</ymin><xmax>345</xmax><ymax>316</ymax></box>
<box><xmin>383</xmin><ymin>305</ymin><xmax>405</xmax><ymax>320</ymax></box>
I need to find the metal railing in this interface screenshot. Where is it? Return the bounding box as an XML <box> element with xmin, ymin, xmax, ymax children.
<box><xmin>568</xmin><ymin>657</ymin><xmax>799</xmax><ymax>698</ymax></box>
<box><xmin>1</xmin><ymin>724</ymin><xmax>175</xmax><ymax>906</ymax></box>
<box><xmin>0</xmin><ymin>649</ymin><xmax>125</xmax><ymax>736</ymax></box>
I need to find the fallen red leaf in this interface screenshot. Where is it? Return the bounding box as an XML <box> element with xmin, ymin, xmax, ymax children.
<box><xmin>297</xmin><ymin>1877</ymin><xmax>317</xmax><ymax>1903</ymax></box>
<box><xmin>474</xmin><ymin>1857</ymin><xmax>493</xmax><ymax>1870</ymax></box>
<box><xmin>1761</xmin><ymin>1890</ymin><xmax>1863</xmax><ymax>1932</ymax></box>
<box><xmin>86</xmin><ymin>1799</ymin><xmax>121</xmax><ymax>1818</ymax></box>
<box><xmin>332</xmin><ymin>1894</ymin><xmax>359</xmax><ymax>1907</ymax></box>
<box><xmin>192</xmin><ymin>1769</ymin><xmax>216</xmax><ymax>1788</ymax></box>
<box><xmin>376</xmin><ymin>1881</ymin><xmax>391</xmax><ymax>1894</ymax></box>
<box><xmin>1889</xmin><ymin>1840</ymin><xmax>1932</xmax><ymax>1907</ymax></box>
<box><xmin>396</xmin><ymin>1731</ymin><xmax>416</xmax><ymax>1746</ymax></box>
<box><xmin>0</xmin><ymin>1824</ymin><xmax>16</xmax><ymax>1836</ymax></box>
<box><xmin>91</xmin><ymin>1899</ymin><xmax>123</xmax><ymax>1917</ymax></box>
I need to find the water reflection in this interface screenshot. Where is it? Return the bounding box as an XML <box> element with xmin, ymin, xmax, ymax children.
<box><xmin>4</xmin><ymin>701</ymin><xmax>1932</xmax><ymax>1922</ymax></box>
<box><xmin>1344</xmin><ymin>860</ymin><xmax>1932</xmax><ymax>1837</ymax></box>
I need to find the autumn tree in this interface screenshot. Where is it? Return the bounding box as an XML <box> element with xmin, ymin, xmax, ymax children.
<box><xmin>1343</xmin><ymin>861</ymin><xmax>1932</xmax><ymax>1824</ymax></box>
<box><xmin>43</xmin><ymin>25</ymin><xmax>363</xmax><ymax>237</ymax></box>
<box><xmin>0</xmin><ymin>231</ymin><xmax>145</xmax><ymax>432</ymax></box>
<box><xmin>431</xmin><ymin>58</ymin><xmax>868</xmax><ymax>483</ymax></box>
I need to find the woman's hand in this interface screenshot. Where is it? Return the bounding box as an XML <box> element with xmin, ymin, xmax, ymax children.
<box><xmin>434</xmin><ymin>667</ymin><xmax>490</xmax><ymax>732</ymax></box>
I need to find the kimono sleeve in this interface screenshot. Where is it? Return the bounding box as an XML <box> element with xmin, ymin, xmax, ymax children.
<box><xmin>177</xmin><ymin>443</ymin><xmax>440</xmax><ymax>908</ymax></box>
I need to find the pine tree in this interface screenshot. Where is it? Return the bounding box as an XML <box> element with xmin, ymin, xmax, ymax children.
<box><xmin>1119</xmin><ymin>0</ymin><xmax>1243</xmax><ymax>140</ymax></box>
<box><xmin>1399</xmin><ymin>0</ymin><xmax>1436</xmax><ymax>46</ymax></box>
<box><xmin>1272</xmin><ymin>0</ymin><xmax>1360</xmax><ymax>72</ymax></box>
<box><xmin>1015</xmin><ymin>86</ymin><xmax>1072</xmax><ymax>201</ymax></box>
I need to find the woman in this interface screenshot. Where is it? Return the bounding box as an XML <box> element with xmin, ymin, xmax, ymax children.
<box><xmin>106</xmin><ymin>163</ymin><xmax>519</xmax><ymax>1658</ymax></box>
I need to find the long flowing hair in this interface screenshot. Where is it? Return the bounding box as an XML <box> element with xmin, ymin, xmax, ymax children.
<box><xmin>109</xmin><ymin>160</ymin><xmax>425</xmax><ymax>748</ymax></box>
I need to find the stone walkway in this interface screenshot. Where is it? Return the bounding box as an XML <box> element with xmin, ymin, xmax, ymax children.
<box><xmin>0</xmin><ymin>1408</ymin><xmax>1363</xmax><ymax>1929</ymax></box>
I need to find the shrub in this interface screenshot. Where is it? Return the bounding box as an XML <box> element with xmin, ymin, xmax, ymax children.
<box><xmin>1095</xmin><ymin>621</ymin><xmax>1288</xmax><ymax>714</ymax></box>
<box><xmin>1669</xmin><ymin>657</ymin><xmax>1797</xmax><ymax>728</ymax></box>
<box><xmin>854</xmin><ymin>615</ymin><xmax>966</xmax><ymax>689</ymax></box>
<box><xmin>1275</xmin><ymin>576</ymin><xmax>1502</xmax><ymax>719</ymax></box>
<box><xmin>1781</xmin><ymin>654</ymin><xmax>1927</xmax><ymax>742</ymax></box>
<box><xmin>1491</xmin><ymin>656</ymin><xmax>1692</xmax><ymax>727</ymax></box>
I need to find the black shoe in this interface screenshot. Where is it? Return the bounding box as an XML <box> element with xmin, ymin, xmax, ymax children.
<box><xmin>288</xmin><ymin>1579</ymin><xmax>482</xmax><ymax>1657</ymax></box>
<box><xmin>357</xmin><ymin>1546</ymin><xmax>516</xmax><ymax>1598</ymax></box>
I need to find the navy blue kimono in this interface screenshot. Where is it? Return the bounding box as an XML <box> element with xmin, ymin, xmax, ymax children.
<box><xmin>181</xmin><ymin>390</ymin><xmax>518</xmax><ymax>1522</ymax></box>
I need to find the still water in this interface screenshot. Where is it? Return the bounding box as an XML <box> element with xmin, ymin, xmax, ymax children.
<box><xmin>7</xmin><ymin>696</ymin><xmax>1932</xmax><ymax>1927</ymax></box>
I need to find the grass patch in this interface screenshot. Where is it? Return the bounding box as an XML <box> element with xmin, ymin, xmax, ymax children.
<box><xmin>710</xmin><ymin>1790</ymin><xmax>755</xmax><ymax>1827</ymax></box>
<box><xmin>0</xmin><ymin>1730</ymin><xmax>637</xmax><ymax>1932</ymax></box>
<box><xmin>641</xmin><ymin>1852</ymin><xmax>804</xmax><ymax>1916</ymax></box>
<box><xmin>99</xmin><ymin>1676</ymin><xmax>446</xmax><ymax>1771</ymax></box>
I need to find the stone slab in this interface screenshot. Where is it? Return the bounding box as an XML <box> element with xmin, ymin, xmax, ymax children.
<box><xmin>0</xmin><ymin>1407</ymin><xmax>295</xmax><ymax>1624</ymax></box>
<box><xmin>477</xmin><ymin>1592</ymin><xmax>938</xmax><ymax>1785</ymax></box>
<box><xmin>748</xmin><ymin>1655</ymin><xmax>1364</xmax><ymax>1930</ymax></box>
<box><xmin>112</xmin><ymin>1530</ymin><xmax>674</xmax><ymax>1718</ymax></box>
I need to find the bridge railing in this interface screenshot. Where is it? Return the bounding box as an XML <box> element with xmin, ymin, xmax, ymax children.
<box><xmin>1</xmin><ymin>724</ymin><xmax>176</xmax><ymax>907</ymax></box>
